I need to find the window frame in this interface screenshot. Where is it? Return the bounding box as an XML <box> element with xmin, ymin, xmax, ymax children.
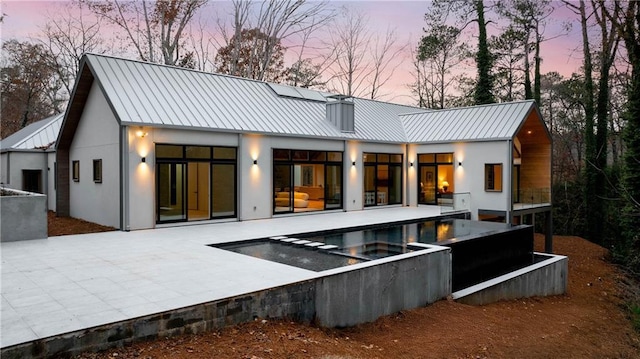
<box><xmin>484</xmin><ymin>163</ymin><xmax>503</xmax><ymax>192</ymax></box>
<box><xmin>72</xmin><ymin>160</ymin><xmax>80</xmax><ymax>182</ymax></box>
<box><xmin>93</xmin><ymin>159</ymin><xmax>102</xmax><ymax>183</ymax></box>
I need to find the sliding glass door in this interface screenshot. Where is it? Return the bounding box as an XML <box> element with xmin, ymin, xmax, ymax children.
<box><xmin>156</xmin><ymin>144</ymin><xmax>236</xmax><ymax>224</ymax></box>
<box><xmin>273</xmin><ymin>149</ymin><xmax>343</xmax><ymax>214</ymax></box>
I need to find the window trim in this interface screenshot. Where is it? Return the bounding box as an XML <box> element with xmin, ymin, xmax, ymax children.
<box><xmin>485</xmin><ymin>163</ymin><xmax>503</xmax><ymax>192</ymax></box>
<box><xmin>93</xmin><ymin>159</ymin><xmax>102</xmax><ymax>183</ymax></box>
<box><xmin>72</xmin><ymin>160</ymin><xmax>80</xmax><ymax>182</ymax></box>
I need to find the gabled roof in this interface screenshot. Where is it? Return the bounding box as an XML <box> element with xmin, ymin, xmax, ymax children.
<box><xmin>1</xmin><ymin>113</ymin><xmax>63</xmax><ymax>152</ymax></box>
<box><xmin>80</xmin><ymin>54</ymin><xmax>422</xmax><ymax>143</ymax></box>
<box><xmin>60</xmin><ymin>54</ymin><xmax>547</xmax><ymax>147</ymax></box>
<box><xmin>401</xmin><ymin>100</ymin><xmax>545</xmax><ymax>143</ymax></box>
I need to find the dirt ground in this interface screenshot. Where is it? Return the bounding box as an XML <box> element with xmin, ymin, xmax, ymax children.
<box><xmin>48</xmin><ymin>211</ymin><xmax>115</xmax><ymax>236</ymax></box>
<box><xmin>57</xmin><ymin>213</ymin><xmax>640</xmax><ymax>358</ymax></box>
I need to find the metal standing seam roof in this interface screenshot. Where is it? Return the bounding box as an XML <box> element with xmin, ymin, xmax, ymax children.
<box><xmin>85</xmin><ymin>54</ymin><xmax>425</xmax><ymax>143</ymax></box>
<box><xmin>0</xmin><ymin>113</ymin><xmax>63</xmax><ymax>151</ymax></box>
<box><xmin>400</xmin><ymin>100</ymin><xmax>536</xmax><ymax>143</ymax></box>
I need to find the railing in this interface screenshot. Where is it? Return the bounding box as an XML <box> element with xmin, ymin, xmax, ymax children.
<box><xmin>439</xmin><ymin>192</ymin><xmax>471</xmax><ymax>213</ymax></box>
<box><xmin>514</xmin><ymin>188</ymin><xmax>551</xmax><ymax>206</ymax></box>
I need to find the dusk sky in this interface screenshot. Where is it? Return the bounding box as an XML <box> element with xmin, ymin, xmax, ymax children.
<box><xmin>1</xmin><ymin>0</ymin><xmax>584</xmax><ymax>105</ymax></box>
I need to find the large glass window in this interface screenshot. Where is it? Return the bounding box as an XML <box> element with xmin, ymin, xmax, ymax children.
<box><xmin>363</xmin><ymin>152</ymin><xmax>403</xmax><ymax>207</ymax></box>
<box><xmin>418</xmin><ymin>153</ymin><xmax>454</xmax><ymax>205</ymax></box>
<box><xmin>273</xmin><ymin>149</ymin><xmax>343</xmax><ymax>214</ymax></box>
<box><xmin>156</xmin><ymin>144</ymin><xmax>236</xmax><ymax>223</ymax></box>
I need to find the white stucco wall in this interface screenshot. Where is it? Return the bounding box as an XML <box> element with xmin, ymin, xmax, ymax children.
<box><xmin>411</xmin><ymin>141</ymin><xmax>511</xmax><ymax>220</ymax></box>
<box><xmin>0</xmin><ymin>151</ymin><xmax>49</xmax><ymax>193</ymax></box>
<box><xmin>69</xmin><ymin>81</ymin><xmax>120</xmax><ymax>228</ymax></box>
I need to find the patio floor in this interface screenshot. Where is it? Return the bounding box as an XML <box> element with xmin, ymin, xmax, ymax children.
<box><xmin>1</xmin><ymin>206</ymin><xmax>442</xmax><ymax>349</ymax></box>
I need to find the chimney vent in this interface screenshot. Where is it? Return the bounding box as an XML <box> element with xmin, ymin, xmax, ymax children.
<box><xmin>326</xmin><ymin>95</ymin><xmax>354</xmax><ymax>133</ymax></box>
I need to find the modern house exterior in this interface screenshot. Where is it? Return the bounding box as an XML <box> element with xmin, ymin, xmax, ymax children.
<box><xmin>1</xmin><ymin>113</ymin><xmax>63</xmax><ymax>211</ymax></box>
<box><xmin>55</xmin><ymin>54</ymin><xmax>552</xmax><ymax>247</ymax></box>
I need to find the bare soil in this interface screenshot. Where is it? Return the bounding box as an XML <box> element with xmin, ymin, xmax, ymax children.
<box><xmin>54</xmin><ymin>212</ymin><xmax>639</xmax><ymax>358</ymax></box>
<box><xmin>48</xmin><ymin>211</ymin><xmax>115</xmax><ymax>237</ymax></box>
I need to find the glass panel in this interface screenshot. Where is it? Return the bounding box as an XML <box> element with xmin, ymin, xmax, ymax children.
<box><xmin>186</xmin><ymin>146</ymin><xmax>210</xmax><ymax>159</ymax></box>
<box><xmin>158</xmin><ymin>163</ymin><xmax>186</xmax><ymax>221</ymax></box>
<box><xmin>390</xmin><ymin>154</ymin><xmax>402</xmax><ymax>163</ymax></box>
<box><xmin>156</xmin><ymin>145</ymin><xmax>183</xmax><ymax>158</ymax></box>
<box><xmin>292</xmin><ymin>150</ymin><xmax>309</xmax><ymax>161</ymax></box>
<box><xmin>388</xmin><ymin>165</ymin><xmax>402</xmax><ymax>204</ymax></box>
<box><xmin>187</xmin><ymin>162</ymin><xmax>210</xmax><ymax>221</ymax></box>
<box><xmin>213</xmin><ymin>147</ymin><xmax>236</xmax><ymax>160</ymax></box>
<box><xmin>377</xmin><ymin>164</ymin><xmax>389</xmax><ymax>205</ymax></box>
<box><xmin>309</xmin><ymin>151</ymin><xmax>326</xmax><ymax>161</ymax></box>
<box><xmin>274</xmin><ymin>164</ymin><xmax>292</xmax><ymax>213</ymax></box>
<box><xmin>485</xmin><ymin>164</ymin><xmax>503</xmax><ymax>191</ymax></box>
<box><xmin>419</xmin><ymin>165</ymin><xmax>437</xmax><ymax>204</ymax></box>
<box><xmin>418</xmin><ymin>154</ymin><xmax>435</xmax><ymax>163</ymax></box>
<box><xmin>378</xmin><ymin>154</ymin><xmax>390</xmax><ymax>163</ymax></box>
<box><xmin>436</xmin><ymin>153</ymin><xmax>453</xmax><ymax>163</ymax></box>
<box><xmin>364</xmin><ymin>153</ymin><xmax>376</xmax><ymax>163</ymax></box>
<box><xmin>438</xmin><ymin>164</ymin><xmax>454</xmax><ymax>193</ymax></box>
<box><xmin>212</xmin><ymin>164</ymin><xmax>236</xmax><ymax>217</ymax></box>
<box><xmin>364</xmin><ymin>165</ymin><xmax>376</xmax><ymax>206</ymax></box>
<box><xmin>273</xmin><ymin>149</ymin><xmax>290</xmax><ymax>161</ymax></box>
<box><xmin>325</xmin><ymin>165</ymin><xmax>342</xmax><ymax>209</ymax></box>
<box><xmin>327</xmin><ymin>152</ymin><xmax>342</xmax><ymax>162</ymax></box>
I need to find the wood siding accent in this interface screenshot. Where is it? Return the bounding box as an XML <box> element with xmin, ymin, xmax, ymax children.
<box><xmin>56</xmin><ymin>149</ymin><xmax>70</xmax><ymax>216</ymax></box>
<box><xmin>520</xmin><ymin>142</ymin><xmax>551</xmax><ymax>190</ymax></box>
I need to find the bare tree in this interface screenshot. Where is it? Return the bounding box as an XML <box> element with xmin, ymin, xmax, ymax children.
<box><xmin>83</xmin><ymin>0</ymin><xmax>207</xmax><ymax>66</ymax></box>
<box><xmin>41</xmin><ymin>1</ymin><xmax>108</xmax><ymax>97</ymax></box>
<box><xmin>217</xmin><ymin>0</ymin><xmax>333</xmax><ymax>82</ymax></box>
<box><xmin>325</xmin><ymin>8</ymin><xmax>372</xmax><ymax>97</ymax></box>
<box><xmin>368</xmin><ymin>27</ymin><xmax>407</xmax><ymax>100</ymax></box>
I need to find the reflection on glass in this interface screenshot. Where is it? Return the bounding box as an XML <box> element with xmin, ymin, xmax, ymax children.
<box><xmin>158</xmin><ymin>163</ymin><xmax>186</xmax><ymax>221</ymax></box>
<box><xmin>212</xmin><ymin>164</ymin><xmax>235</xmax><ymax>217</ymax></box>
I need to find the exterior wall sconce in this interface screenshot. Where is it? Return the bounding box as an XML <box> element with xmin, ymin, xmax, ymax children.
<box><xmin>141</xmin><ymin>157</ymin><xmax>146</xmax><ymax>163</ymax></box>
<box><xmin>135</xmin><ymin>129</ymin><xmax>148</xmax><ymax>138</ymax></box>
<box><xmin>352</xmin><ymin>161</ymin><xmax>356</xmax><ymax>166</ymax></box>
<box><xmin>253</xmin><ymin>159</ymin><xmax>258</xmax><ymax>165</ymax></box>
<box><xmin>410</xmin><ymin>162</ymin><xmax>414</xmax><ymax>167</ymax></box>
<box><xmin>458</xmin><ymin>162</ymin><xmax>462</xmax><ymax>167</ymax></box>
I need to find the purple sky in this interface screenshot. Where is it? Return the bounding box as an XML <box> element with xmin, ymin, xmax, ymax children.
<box><xmin>1</xmin><ymin>0</ymin><xmax>583</xmax><ymax>105</ymax></box>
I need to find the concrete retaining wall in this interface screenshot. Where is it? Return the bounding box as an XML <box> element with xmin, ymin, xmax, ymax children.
<box><xmin>452</xmin><ymin>253</ymin><xmax>568</xmax><ymax>306</ymax></box>
<box><xmin>0</xmin><ymin>281</ymin><xmax>316</xmax><ymax>359</ymax></box>
<box><xmin>315</xmin><ymin>247</ymin><xmax>451</xmax><ymax>327</ymax></box>
<box><xmin>0</xmin><ymin>188</ymin><xmax>47</xmax><ymax>242</ymax></box>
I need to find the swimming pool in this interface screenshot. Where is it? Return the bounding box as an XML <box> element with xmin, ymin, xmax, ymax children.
<box><xmin>213</xmin><ymin>218</ymin><xmax>534</xmax><ymax>291</ymax></box>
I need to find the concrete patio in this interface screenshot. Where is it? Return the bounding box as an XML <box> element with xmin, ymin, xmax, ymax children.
<box><xmin>1</xmin><ymin>206</ymin><xmax>442</xmax><ymax>350</ymax></box>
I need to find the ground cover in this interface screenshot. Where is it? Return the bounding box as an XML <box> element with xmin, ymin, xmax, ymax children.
<box><xmin>48</xmin><ymin>213</ymin><xmax>639</xmax><ymax>358</ymax></box>
<box><xmin>48</xmin><ymin>211</ymin><xmax>115</xmax><ymax>236</ymax></box>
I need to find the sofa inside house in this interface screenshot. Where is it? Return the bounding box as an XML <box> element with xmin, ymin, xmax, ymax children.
<box><xmin>275</xmin><ymin>191</ymin><xmax>309</xmax><ymax>208</ymax></box>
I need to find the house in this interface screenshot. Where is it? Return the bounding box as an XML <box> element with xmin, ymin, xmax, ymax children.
<box><xmin>1</xmin><ymin>113</ymin><xmax>63</xmax><ymax>211</ymax></box>
<box><xmin>55</xmin><ymin>54</ymin><xmax>552</xmax><ymax>248</ymax></box>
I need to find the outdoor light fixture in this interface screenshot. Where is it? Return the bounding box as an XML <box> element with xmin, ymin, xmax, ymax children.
<box><xmin>410</xmin><ymin>162</ymin><xmax>414</xmax><ymax>167</ymax></box>
<box><xmin>352</xmin><ymin>161</ymin><xmax>356</xmax><ymax>166</ymax></box>
<box><xmin>253</xmin><ymin>159</ymin><xmax>258</xmax><ymax>165</ymax></box>
<box><xmin>135</xmin><ymin>129</ymin><xmax>148</xmax><ymax>138</ymax></box>
<box><xmin>141</xmin><ymin>157</ymin><xmax>146</xmax><ymax>163</ymax></box>
<box><xmin>458</xmin><ymin>161</ymin><xmax>462</xmax><ymax>167</ymax></box>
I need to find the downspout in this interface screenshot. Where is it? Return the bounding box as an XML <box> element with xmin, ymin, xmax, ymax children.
<box><xmin>405</xmin><ymin>143</ymin><xmax>410</xmax><ymax>206</ymax></box>
<box><xmin>120</xmin><ymin>125</ymin><xmax>130</xmax><ymax>231</ymax></box>
<box><xmin>507</xmin><ymin>139</ymin><xmax>513</xmax><ymax>225</ymax></box>
<box><xmin>43</xmin><ymin>149</ymin><xmax>48</xmax><ymax>197</ymax></box>
<box><xmin>238</xmin><ymin>133</ymin><xmax>243</xmax><ymax>221</ymax></box>
<box><xmin>6</xmin><ymin>152</ymin><xmax>10</xmax><ymax>185</ymax></box>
